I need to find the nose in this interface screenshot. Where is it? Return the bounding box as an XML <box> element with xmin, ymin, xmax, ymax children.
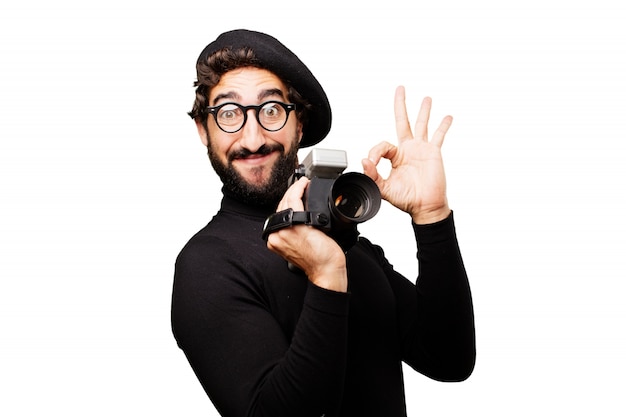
<box><xmin>238</xmin><ymin>109</ymin><xmax>266</xmax><ymax>153</ymax></box>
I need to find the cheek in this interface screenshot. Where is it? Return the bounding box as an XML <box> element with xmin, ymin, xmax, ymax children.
<box><xmin>207</xmin><ymin>131</ymin><xmax>235</xmax><ymax>162</ymax></box>
<box><xmin>281</xmin><ymin>120</ymin><xmax>303</xmax><ymax>146</ymax></box>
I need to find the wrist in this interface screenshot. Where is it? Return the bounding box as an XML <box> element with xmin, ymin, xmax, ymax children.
<box><xmin>308</xmin><ymin>260</ymin><xmax>348</xmax><ymax>293</ymax></box>
<box><xmin>411</xmin><ymin>205</ymin><xmax>451</xmax><ymax>225</ymax></box>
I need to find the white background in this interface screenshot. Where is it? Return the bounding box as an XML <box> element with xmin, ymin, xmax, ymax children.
<box><xmin>1</xmin><ymin>1</ymin><xmax>625</xmax><ymax>415</ymax></box>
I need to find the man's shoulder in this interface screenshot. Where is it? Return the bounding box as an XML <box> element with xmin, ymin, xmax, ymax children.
<box><xmin>184</xmin><ymin>208</ymin><xmax>260</xmax><ymax>243</ymax></box>
<box><xmin>176</xmin><ymin>214</ymin><xmax>268</xmax><ymax>268</ymax></box>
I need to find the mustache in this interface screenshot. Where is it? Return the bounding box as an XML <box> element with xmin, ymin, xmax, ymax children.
<box><xmin>227</xmin><ymin>143</ymin><xmax>285</xmax><ymax>162</ymax></box>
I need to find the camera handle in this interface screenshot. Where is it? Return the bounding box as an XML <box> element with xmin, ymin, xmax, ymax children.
<box><xmin>262</xmin><ymin>208</ymin><xmax>333</xmax><ymax>275</ymax></box>
<box><xmin>261</xmin><ymin>208</ymin><xmax>331</xmax><ymax>241</ymax></box>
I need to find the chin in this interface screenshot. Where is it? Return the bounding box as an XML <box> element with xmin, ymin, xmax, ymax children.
<box><xmin>237</xmin><ymin>165</ymin><xmax>273</xmax><ymax>185</ymax></box>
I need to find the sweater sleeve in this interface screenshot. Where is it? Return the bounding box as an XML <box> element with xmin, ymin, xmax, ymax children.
<box><xmin>369</xmin><ymin>212</ymin><xmax>476</xmax><ymax>381</ymax></box>
<box><xmin>171</xmin><ymin>236</ymin><xmax>350</xmax><ymax>417</ymax></box>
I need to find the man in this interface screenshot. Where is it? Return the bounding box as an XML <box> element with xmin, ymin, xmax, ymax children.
<box><xmin>172</xmin><ymin>29</ymin><xmax>475</xmax><ymax>417</ymax></box>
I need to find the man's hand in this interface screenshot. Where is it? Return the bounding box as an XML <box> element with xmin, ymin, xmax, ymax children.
<box><xmin>362</xmin><ymin>86</ymin><xmax>452</xmax><ymax>225</ymax></box>
<box><xmin>266</xmin><ymin>177</ymin><xmax>348</xmax><ymax>292</ymax></box>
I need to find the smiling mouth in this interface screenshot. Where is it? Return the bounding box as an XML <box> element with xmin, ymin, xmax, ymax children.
<box><xmin>233</xmin><ymin>151</ymin><xmax>279</xmax><ymax>168</ymax></box>
<box><xmin>238</xmin><ymin>152</ymin><xmax>272</xmax><ymax>160</ymax></box>
<box><xmin>229</xmin><ymin>144</ymin><xmax>284</xmax><ymax>163</ymax></box>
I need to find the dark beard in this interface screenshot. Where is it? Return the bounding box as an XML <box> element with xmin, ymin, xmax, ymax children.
<box><xmin>207</xmin><ymin>140</ymin><xmax>299</xmax><ymax>207</ymax></box>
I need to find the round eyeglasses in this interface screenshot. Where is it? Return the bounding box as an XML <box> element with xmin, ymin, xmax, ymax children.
<box><xmin>206</xmin><ymin>101</ymin><xmax>297</xmax><ymax>133</ymax></box>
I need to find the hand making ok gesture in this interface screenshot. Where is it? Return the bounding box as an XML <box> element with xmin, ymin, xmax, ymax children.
<box><xmin>362</xmin><ymin>86</ymin><xmax>453</xmax><ymax>225</ymax></box>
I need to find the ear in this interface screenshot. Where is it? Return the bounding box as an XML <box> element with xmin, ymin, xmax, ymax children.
<box><xmin>297</xmin><ymin>121</ymin><xmax>304</xmax><ymax>145</ymax></box>
<box><xmin>195</xmin><ymin>119</ymin><xmax>209</xmax><ymax>147</ymax></box>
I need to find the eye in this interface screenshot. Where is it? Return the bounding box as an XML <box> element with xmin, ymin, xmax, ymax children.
<box><xmin>260</xmin><ymin>102</ymin><xmax>284</xmax><ymax>119</ymax></box>
<box><xmin>217</xmin><ymin>104</ymin><xmax>242</xmax><ymax>124</ymax></box>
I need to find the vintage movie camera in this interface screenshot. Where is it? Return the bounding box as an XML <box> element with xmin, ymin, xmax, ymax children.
<box><xmin>262</xmin><ymin>149</ymin><xmax>381</xmax><ymax>251</ymax></box>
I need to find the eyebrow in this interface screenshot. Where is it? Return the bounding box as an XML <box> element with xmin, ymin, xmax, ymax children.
<box><xmin>211</xmin><ymin>88</ymin><xmax>286</xmax><ymax>106</ymax></box>
<box><xmin>211</xmin><ymin>91</ymin><xmax>239</xmax><ymax>105</ymax></box>
<box><xmin>258</xmin><ymin>88</ymin><xmax>286</xmax><ymax>102</ymax></box>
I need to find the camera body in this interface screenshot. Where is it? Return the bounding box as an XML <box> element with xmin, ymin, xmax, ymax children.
<box><xmin>294</xmin><ymin>148</ymin><xmax>381</xmax><ymax>250</ymax></box>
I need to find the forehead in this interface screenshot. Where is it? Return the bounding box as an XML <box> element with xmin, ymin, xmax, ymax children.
<box><xmin>209</xmin><ymin>67</ymin><xmax>289</xmax><ymax>104</ymax></box>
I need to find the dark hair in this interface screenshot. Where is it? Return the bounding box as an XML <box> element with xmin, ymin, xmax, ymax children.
<box><xmin>188</xmin><ymin>47</ymin><xmax>310</xmax><ymax>130</ymax></box>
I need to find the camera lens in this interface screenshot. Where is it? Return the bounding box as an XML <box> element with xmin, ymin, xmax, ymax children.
<box><xmin>331</xmin><ymin>173</ymin><xmax>381</xmax><ymax>223</ymax></box>
<box><xmin>334</xmin><ymin>190</ymin><xmax>366</xmax><ymax>218</ymax></box>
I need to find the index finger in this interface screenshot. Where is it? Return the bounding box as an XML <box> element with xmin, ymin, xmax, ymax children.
<box><xmin>276</xmin><ymin>176</ymin><xmax>308</xmax><ymax>212</ymax></box>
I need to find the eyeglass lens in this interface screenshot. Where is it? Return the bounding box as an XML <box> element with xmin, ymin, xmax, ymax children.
<box><xmin>215</xmin><ymin>102</ymin><xmax>290</xmax><ymax>132</ymax></box>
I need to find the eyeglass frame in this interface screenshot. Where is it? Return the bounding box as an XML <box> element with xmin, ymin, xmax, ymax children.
<box><xmin>205</xmin><ymin>101</ymin><xmax>297</xmax><ymax>134</ymax></box>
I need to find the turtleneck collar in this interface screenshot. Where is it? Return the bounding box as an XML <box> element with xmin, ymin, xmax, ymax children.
<box><xmin>219</xmin><ymin>187</ymin><xmax>279</xmax><ymax>220</ymax></box>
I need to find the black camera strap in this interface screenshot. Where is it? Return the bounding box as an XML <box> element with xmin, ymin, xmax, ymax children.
<box><xmin>261</xmin><ymin>208</ymin><xmax>330</xmax><ymax>240</ymax></box>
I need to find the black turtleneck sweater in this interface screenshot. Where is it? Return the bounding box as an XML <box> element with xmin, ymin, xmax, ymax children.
<box><xmin>171</xmin><ymin>191</ymin><xmax>475</xmax><ymax>417</ymax></box>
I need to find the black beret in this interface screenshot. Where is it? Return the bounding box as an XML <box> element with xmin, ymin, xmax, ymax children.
<box><xmin>196</xmin><ymin>29</ymin><xmax>331</xmax><ymax>148</ymax></box>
